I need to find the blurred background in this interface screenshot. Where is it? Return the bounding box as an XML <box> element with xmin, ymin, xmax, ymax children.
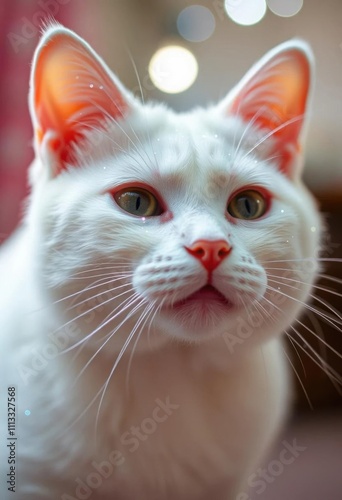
<box><xmin>0</xmin><ymin>1</ymin><xmax>341</xmax><ymax>498</ymax></box>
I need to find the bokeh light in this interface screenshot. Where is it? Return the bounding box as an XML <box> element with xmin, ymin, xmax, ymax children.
<box><xmin>177</xmin><ymin>5</ymin><xmax>216</xmax><ymax>43</ymax></box>
<box><xmin>267</xmin><ymin>0</ymin><xmax>303</xmax><ymax>17</ymax></box>
<box><xmin>148</xmin><ymin>46</ymin><xmax>198</xmax><ymax>94</ymax></box>
<box><xmin>224</xmin><ymin>0</ymin><xmax>267</xmax><ymax>26</ymax></box>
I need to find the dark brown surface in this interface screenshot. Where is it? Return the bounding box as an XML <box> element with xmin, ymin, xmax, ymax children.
<box><xmin>288</xmin><ymin>191</ymin><xmax>342</xmax><ymax>411</ymax></box>
<box><xmin>249</xmin><ymin>410</ymin><xmax>342</xmax><ymax>500</ymax></box>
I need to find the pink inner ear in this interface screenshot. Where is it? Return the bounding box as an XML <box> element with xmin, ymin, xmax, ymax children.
<box><xmin>229</xmin><ymin>49</ymin><xmax>310</xmax><ymax>175</ymax></box>
<box><xmin>33</xmin><ymin>31</ymin><xmax>129</xmax><ymax>167</ymax></box>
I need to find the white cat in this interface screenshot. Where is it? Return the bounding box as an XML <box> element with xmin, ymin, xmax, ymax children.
<box><xmin>0</xmin><ymin>24</ymin><xmax>322</xmax><ymax>499</ymax></box>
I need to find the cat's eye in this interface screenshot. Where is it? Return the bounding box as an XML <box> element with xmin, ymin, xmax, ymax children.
<box><xmin>227</xmin><ymin>190</ymin><xmax>268</xmax><ymax>220</ymax></box>
<box><xmin>114</xmin><ymin>187</ymin><xmax>162</xmax><ymax>217</ymax></box>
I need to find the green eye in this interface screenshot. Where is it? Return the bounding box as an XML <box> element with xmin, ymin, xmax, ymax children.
<box><xmin>228</xmin><ymin>190</ymin><xmax>267</xmax><ymax>220</ymax></box>
<box><xmin>114</xmin><ymin>188</ymin><xmax>162</xmax><ymax>217</ymax></box>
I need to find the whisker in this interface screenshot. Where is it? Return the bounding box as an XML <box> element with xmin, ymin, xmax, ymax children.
<box><xmin>266</xmin><ymin>284</ymin><xmax>342</xmax><ymax>330</ymax></box>
<box><xmin>147</xmin><ymin>298</ymin><xmax>166</xmax><ymax>349</ymax></box>
<box><xmin>254</xmin><ymin>298</ymin><xmax>276</xmax><ymax>322</ymax></box>
<box><xmin>124</xmin><ymin>46</ymin><xmax>161</xmax><ymax>175</ymax></box>
<box><xmin>241</xmin><ymin>114</ymin><xmax>304</xmax><ymax>161</ymax></box>
<box><xmin>125</xmin><ymin>302</ymin><xmax>157</xmax><ymax>394</ymax></box>
<box><xmin>318</xmin><ymin>274</ymin><xmax>342</xmax><ymax>286</ymax></box>
<box><xmin>71</xmin><ymin>293</ymin><xmax>142</xmax><ymax>365</ymax></box>
<box><xmin>70</xmin><ymin>292</ymin><xmax>136</xmax><ymax>363</ymax></box>
<box><xmin>261</xmin><ymin>293</ymin><xmax>284</xmax><ymax>319</ymax></box>
<box><xmin>264</xmin><ymin>268</ymin><xmax>342</xmax><ymax>292</ymax></box>
<box><xmin>58</xmin><ymin>288</ymin><xmax>135</xmax><ymax>353</ymax></box>
<box><xmin>63</xmin><ymin>297</ymin><xmax>147</xmax><ymax>435</ymax></box>
<box><xmin>293</xmin><ymin>316</ymin><xmax>342</xmax><ymax>360</ymax></box>
<box><xmin>233</xmin><ymin>105</ymin><xmax>268</xmax><ymax>161</ymax></box>
<box><xmin>64</xmin><ymin>281</ymin><xmax>131</xmax><ymax>314</ymax></box>
<box><xmin>288</xmin><ymin>327</ymin><xmax>342</xmax><ymax>386</ymax></box>
<box><xmin>302</xmin><ymin>309</ymin><xmax>341</xmax><ymax>396</ymax></box>
<box><xmin>94</xmin><ymin>299</ymin><xmax>152</xmax><ymax>441</ymax></box>
<box><xmin>286</xmin><ymin>332</ymin><xmax>307</xmax><ymax>378</ymax></box>
<box><xmin>52</xmin><ymin>275</ymin><xmax>131</xmax><ymax>307</ymax></box>
<box><xmin>282</xmin><ymin>338</ymin><xmax>312</xmax><ymax>409</ymax></box>
<box><xmin>73</xmin><ymin>293</ymin><xmax>143</xmax><ymax>382</ymax></box>
<box><xmin>265</xmin><ymin>258</ymin><xmax>342</xmax><ymax>264</ymax></box>
<box><xmin>69</xmin><ymin>268</ymin><xmax>133</xmax><ymax>279</ymax></box>
<box><xmin>267</xmin><ymin>273</ymin><xmax>342</xmax><ymax>298</ymax></box>
<box><xmin>66</xmin><ymin>261</ymin><xmax>132</xmax><ymax>271</ymax></box>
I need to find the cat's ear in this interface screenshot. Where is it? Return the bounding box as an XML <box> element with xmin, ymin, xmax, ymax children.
<box><xmin>29</xmin><ymin>24</ymin><xmax>135</xmax><ymax>177</ymax></box>
<box><xmin>220</xmin><ymin>41</ymin><xmax>313</xmax><ymax>179</ymax></box>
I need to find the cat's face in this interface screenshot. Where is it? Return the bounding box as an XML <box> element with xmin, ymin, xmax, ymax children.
<box><xmin>27</xmin><ymin>25</ymin><xmax>321</xmax><ymax>354</ymax></box>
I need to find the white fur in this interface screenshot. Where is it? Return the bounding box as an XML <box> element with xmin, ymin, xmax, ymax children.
<box><xmin>0</xmin><ymin>26</ymin><xmax>321</xmax><ymax>499</ymax></box>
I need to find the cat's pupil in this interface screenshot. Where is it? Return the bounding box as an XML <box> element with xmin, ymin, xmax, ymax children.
<box><xmin>129</xmin><ymin>192</ymin><xmax>147</xmax><ymax>214</ymax></box>
<box><xmin>238</xmin><ymin>196</ymin><xmax>257</xmax><ymax>218</ymax></box>
<box><xmin>244</xmin><ymin>198</ymin><xmax>252</xmax><ymax>215</ymax></box>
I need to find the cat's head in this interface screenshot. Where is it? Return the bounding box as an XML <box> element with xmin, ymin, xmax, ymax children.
<box><xmin>27</xmin><ymin>24</ymin><xmax>321</xmax><ymax>354</ymax></box>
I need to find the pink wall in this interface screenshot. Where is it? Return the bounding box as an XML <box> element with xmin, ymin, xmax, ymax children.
<box><xmin>0</xmin><ymin>0</ymin><xmax>100</xmax><ymax>241</ymax></box>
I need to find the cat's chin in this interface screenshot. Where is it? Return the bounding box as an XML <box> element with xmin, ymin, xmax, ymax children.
<box><xmin>171</xmin><ymin>285</ymin><xmax>234</xmax><ymax>310</ymax></box>
<box><xmin>158</xmin><ymin>285</ymin><xmax>237</xmax><ymax>341</ymax></box>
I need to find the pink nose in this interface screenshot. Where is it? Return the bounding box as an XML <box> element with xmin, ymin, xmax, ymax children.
<box><xmin>185</xmin><ymin>239</ymin><xmax>232</xmax><ymax>272</ymax></box>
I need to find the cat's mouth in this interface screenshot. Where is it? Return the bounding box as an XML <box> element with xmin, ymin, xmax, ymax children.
<box><xmin>171</xmin><ymin>285</ymin><xmax>233</xmax><ymax>309</ymax></box>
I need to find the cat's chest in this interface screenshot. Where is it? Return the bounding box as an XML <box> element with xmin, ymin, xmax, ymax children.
<box><xmin>17</xmin><ymin>339</ymin><xmax>288</xmax><ymax>499</ymax></box>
